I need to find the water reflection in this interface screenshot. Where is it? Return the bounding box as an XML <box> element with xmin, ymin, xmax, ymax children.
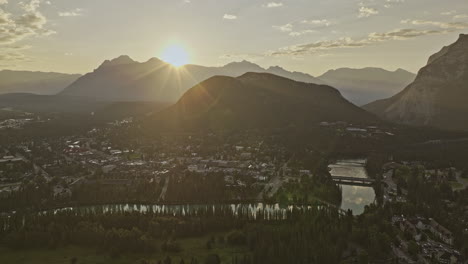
<box><xmin>329</xmin><ymin>159</ymin><xmax>375</xmax><ymax>215</ymax></box>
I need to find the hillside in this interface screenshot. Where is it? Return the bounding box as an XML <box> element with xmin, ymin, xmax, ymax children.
<box><xmin>364</xmin><ymin>34</ymin><xmax>468</xmax><ymax>131</ymax></box>
<box><xmin>151</xmin><ymin>72</ymin><xmax>378</xmax><ymax>130</ymax></box>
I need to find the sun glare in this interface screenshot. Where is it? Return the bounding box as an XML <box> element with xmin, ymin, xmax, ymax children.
<box><xmin>160</xmin><ymin>44</ymin><xmax>189</xmax><ymax>67</ymax></box>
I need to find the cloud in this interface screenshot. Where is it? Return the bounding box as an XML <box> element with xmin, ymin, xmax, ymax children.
<box><xmin>264</xmin><ymin>2</ymin><xmax>283</xmax><ymax>8</ymax></box>
<box><xmin>268</xmin><ymin>22</ymin><xmax>468</xmax><ymax>57</ymax></box>
<box><xmin>289</xmin><ymin>30</ymin><xmax>317</xmax><ymax>37</ymax></box>
<box><xmin>16</xmin><ymin>12</ymin><xmax>47</xmax><ymax>30</ymax></box>
<box><xmin>58</xmin><ymin>8</ymin><xmax>83</xmax><ymax>17</ymax></box>
<box><xmin>269</xmin><ymin>37</ymin><xmax>370</xmax><ymax>56</ymax></box>
<box><xmin>0</xmin><ymin>0</ymin><xmax>7</xmax><ymax>5</ymax></box>
<box><xmin>274</xmin><ymin>19</ymin><xmax>330</xmax><ymax>37</ymax></box>
<box><xmin>384</xmin><ymin>0</ymin><xmax>405</xmax><ymax>8</ymax></box>
<box><xmin>401</xmin><ymin>19</ymin><xmax>468</xmax><ymax>29</ymax></box>
<box><xmin>358</xmin><ymin>6</ymin><xmax>379</xmax><ymax>18</ymax></box>
<box><xmin>301</xmin><ymin>19</ymin><xmax>331</xmax><ymax>26</ymax></box>
<box><xmin>441</xmin><ymin>10</ymin><xmax>456</xmax><ymax>16</ymax></box>
<box><xmin>0</xmin><ymin>0</ymin><xmax>55</xmax><ymax>63</ymax></box>
<box><xmin>367</xmin><ymin>28</ymin><xmax>448</xmax><ymax>41</ymax></box>
<box><xmin>273</xmin><ymin>23</ymin><xmax>293</xmax><ymax>32</ymax></box>
<box><xmin>0</xmin><ymin>9</ymin><xmax>12</xmax><ymax>25</ymax></box>
<box><xmin>223</xmin><ymin>14</ymin><xmax>237</xmax><ymax>20</ymax></box>
<box><xmin>454</xmin><ymin>14</ymin><xmax>468</xmax><ymax>20</ymax></box>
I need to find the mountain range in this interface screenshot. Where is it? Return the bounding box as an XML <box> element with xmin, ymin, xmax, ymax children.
<box><xmin>58</xmin><ymin>56</ymin><xmax>414</xmax><ymax>105</ymax></box>
<box><xmin>318</xmin><ymin>67</ymin><xmax>416</xmax><ymax>106</ymax></box>
<box><xmin>364</xmin><ymin>34</ymin><xmax>468</xmax><ymax>131</ymax></box>
<box><xmin>1</xmin><ymin>57</ymin><xmax>416</xmax><ymax>106</ymax></box>
<box><xmin>0</xmin><ymin>70</ymin><xmax>81</xmax><ymax>95</ymax></box>
<box><xmin>59</xmin><ymin>56</ymin><xmax>326</xmax><ymax>102</ymax></box>
<box><xmin>151</xmin><ymin>72</ymin><xmax>378</xmax><ymax>130</ymax></box>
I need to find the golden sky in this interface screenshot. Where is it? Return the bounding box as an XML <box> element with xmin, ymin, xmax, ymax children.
<box><xmin>1</xmin><ymin>0</ymin><xmax>468</xmax><ymax>76</ymax></box>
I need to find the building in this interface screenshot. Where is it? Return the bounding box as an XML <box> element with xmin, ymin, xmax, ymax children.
<box><xmin>429</xmin><ymin>219</ymin><xmax>453</xmax><ymax>245</ymax></box>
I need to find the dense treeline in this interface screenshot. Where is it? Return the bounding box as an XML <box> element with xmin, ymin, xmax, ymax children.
<box><xmin>0</xmin><ymin>204</ymin><xmax>397</xmax><ymax>263</ymax></box>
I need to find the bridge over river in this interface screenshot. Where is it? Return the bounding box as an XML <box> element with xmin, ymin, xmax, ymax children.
<box><xmin>332</xmin><ymin>176</ymin><xmax>375</xmax><ymax>186</ymax></box>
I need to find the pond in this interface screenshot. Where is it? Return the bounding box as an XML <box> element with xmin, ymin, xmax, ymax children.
<box><xmin>329</xmin><ymin>159</ymin><xmax>376</xmax><ymax>215</ymax></box>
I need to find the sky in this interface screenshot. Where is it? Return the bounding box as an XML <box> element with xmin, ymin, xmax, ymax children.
<box><xmin>1</xmin><ymin>0</ymin><xmax>468</xmax><ymax>76</ymax></box>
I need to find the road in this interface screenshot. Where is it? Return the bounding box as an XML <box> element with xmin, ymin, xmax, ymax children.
<box><xmin>257</xmin><ymin>158</ymin><xmax>291</xmax><ymax>199</ymax></box>
<box><xmin>158</xmin><ymin>176</ymin><xmax>170</xmax><ymax>201</ymax></box>
<box><xmin>16</xmin><ymin>152</ymin><xmax>52</xmax><ymax>183</ymax></box>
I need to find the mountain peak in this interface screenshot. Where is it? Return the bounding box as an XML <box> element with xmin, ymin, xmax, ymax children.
<box><xmin>364</xmin><ymin>35</ymin><xmax>468</xmax><ymax>131</ymax></box>
<box><xmin>145</xmin><ymin>57</ymin><xmax>165</xmax><ymax>65</ymax></box>
<box><xmin>268</xmin><ymin>65</ymin><xmax>284</xmax><ymax>70</ymax></box>
<box><xmin>223</xmin><ymin>60</ymin><xmax>263</xmax><ymax>70</ymax></box>
<box><xmin>237</xmin><ymin>71</ymin><xmax>290</xmax><ymax>82</ymax></box>
<box><xmin>455</xmin><ymin>33</ymin><xmax>468</xmax><ymax>46</ymax></box>
<box><xmin>266</xmin><ymin>66</ymin><xmax>288</xmax><ymax>73</ymax></box>
<box><xmin>99</xmin><ymin>55</ymin><xmax>136</xmax><ymax>68</ymax></box>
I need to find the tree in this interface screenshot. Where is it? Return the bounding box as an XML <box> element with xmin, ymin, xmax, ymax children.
<box><xmin>358</xmin><ymin>251</ymin><xmax>369</xmax><ymax>264</ymax></box>
<box><xmin>204</xmin><ymin>254</ymin><xmax>220</xmax><ymax>264</ymax></box>
<box><xmin>408</xmin><ymin>241</ymin><xmax>419</xmax><ymax>258</ymax></box>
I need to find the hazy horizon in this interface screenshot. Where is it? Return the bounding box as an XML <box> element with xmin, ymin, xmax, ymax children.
<box><xmin>1</xmin><ymin>0</ymin><xmax>467</xmax><ymax>76</ymax></box>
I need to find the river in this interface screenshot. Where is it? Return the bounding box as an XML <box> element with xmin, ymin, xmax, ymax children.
<box><xmin>328</xmin><ymin>159</ymin><xmax>376</xmax><ymax>215</ymax></box>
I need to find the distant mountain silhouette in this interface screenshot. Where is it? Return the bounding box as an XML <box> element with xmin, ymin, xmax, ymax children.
<box><xmin>364</xmin><ymin>34</ymin><xmax>468</xmax><ymax>131</ymax></box>
<box><xmin>151</xmin><ymin>72</ymin><xmax>378</xmax><ymax>130</ymax></box>
<box><xmin>0</xmin><ymin>93</ymin><xmax>168</xmax><ymax>120</ymax></box>
<box><xmin>60</xmin><ymin>57</ymin><xmax>324</xmax><ymax>102</ymax></box>
<box><xmin>0</xmin><ymin>70</ymin><xmax>81</xmax><ymax>95</ymax></box>
<box><xmin>318</xmin><ymin>67</ymin><xmax>415</xmax><ymax>105</ymax></box>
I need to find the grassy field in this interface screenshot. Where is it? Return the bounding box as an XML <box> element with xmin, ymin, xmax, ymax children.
<box><xmin>0</xmin><ymin>234</ymin><xmax>248</xmax><ymax>264</ymax></box>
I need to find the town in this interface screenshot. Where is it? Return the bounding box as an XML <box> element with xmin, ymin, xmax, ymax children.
<box><xmin>0</xmin><ymin>114</ymin><xmax>467</xmax><ymax>263</ymax></box>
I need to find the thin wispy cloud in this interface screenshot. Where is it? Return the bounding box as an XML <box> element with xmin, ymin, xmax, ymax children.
<box><xmin>358</xmin><ymin>6</ymin><xmax>379</xmax><ymax>18</ymax></box>
<box><xmin>385</xmin><ymin>0</ymin><xmax>405</xmax><ymax>7</ymax></box>
<box><xmin>441</xmin><ymin>10</ymin><xmax>457</xmax><ymax>16</ymax></box>
<box><xmin>289</xmin><ymin>30</ymin><xmax>317</xmax><ymax>37</ymax></box>
<box><xmin>223</xmin><ymin>14</ymin><xmax>237</xmax><ymax>20</ymax></box>
<box><xmin>454</xmin><ymin>14</ymin><xmax>468</xmax><ymax>19</ymax></box>
<box><xmin>58</xmin><ymin>8</ymin><xmax>83</xmax><ymax>17</ymax></box>
<box><xmin>268</xmin><ymin>19</ymin><xmax>468</xmax><ymax>56</ymax></box>
<box><xmin>274</xmin><ymin>19</ymin><xmax>331</xmax><ymax>37</ymax></box>
<box><xmin>264</xmin><ymin>2</ymin><xmax>283</xmax><ymax>8</ymax></box>
<box><xmin>401</xmin><ymin>19</ymin><xmax>468</xmax><ymax>29</ymax></box>
<box><xmin>273</xmin><ymin>23</ymin><xmax>293</xmax><ymax>32</ymax></box>
<box><xmin>301</xmin><ymin>19</ymin><xmax>332</xmax><ymax>26</ymax></box>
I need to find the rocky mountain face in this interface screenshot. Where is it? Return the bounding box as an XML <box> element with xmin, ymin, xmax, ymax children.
<box><xmin>318</xmin><ymin>67</ymin><xmax>415</xmax><ymax>105</ymax></box>
<box><xmin>59</xmin><ymin>56</ymin><xmax>324</xmax><ymax>102</ymax></box>
<box><xmin>151</xmin><ymin>72</ymin><xmax>378</xmax><ymax>130</ymax></box>
<box><xmin>0</xmin><ymin>70</ymin><xmax>81</xmax><ymax>95</ymax></box>
<box><xmin>364</xmin><ymin>34</ymin><xmax>468</xmax><ymax>131</ymax></box>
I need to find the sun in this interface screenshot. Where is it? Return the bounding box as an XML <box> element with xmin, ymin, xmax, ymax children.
<box><xmin>160</xmin><ymin>44</ymin><xmax>189</xmax><ymax>67</ymax></box>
